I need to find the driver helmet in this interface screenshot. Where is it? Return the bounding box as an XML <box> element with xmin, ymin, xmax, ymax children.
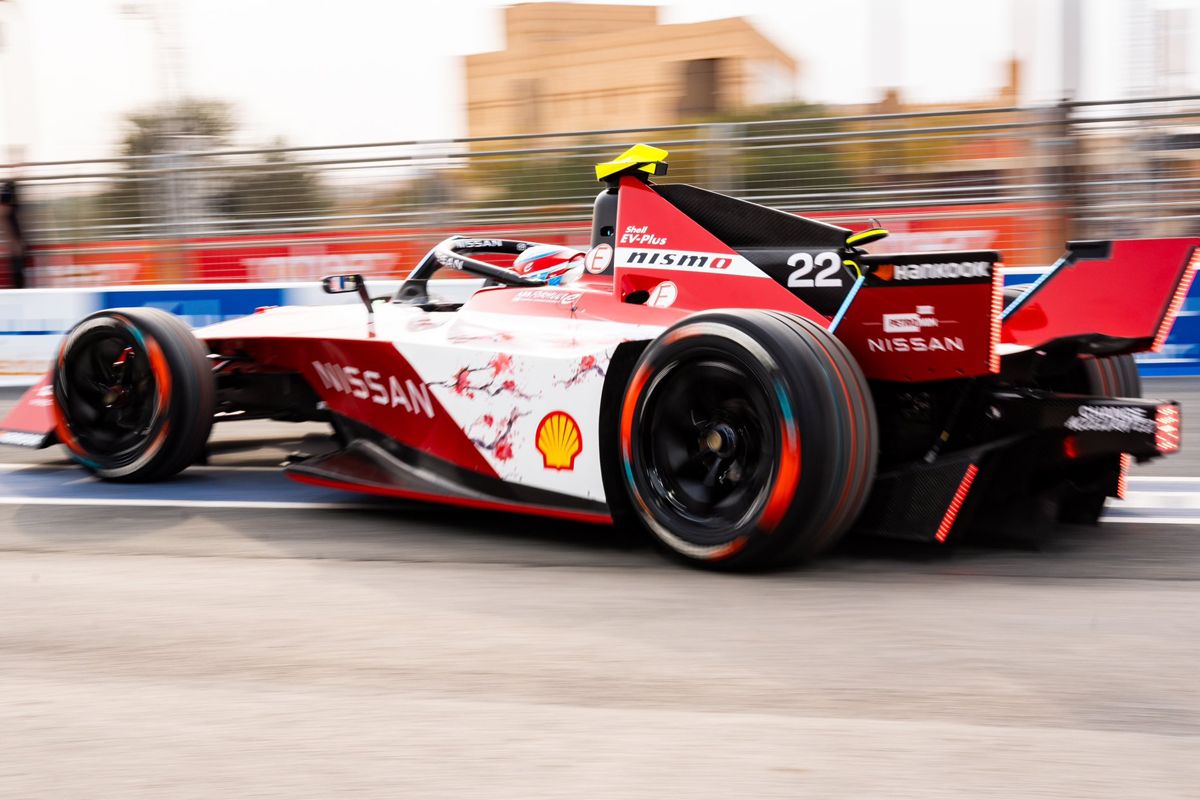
<box><xmin>512</xmin><ymin>244</ymin><xmax>584</xmax><ymax>285</ymax></box>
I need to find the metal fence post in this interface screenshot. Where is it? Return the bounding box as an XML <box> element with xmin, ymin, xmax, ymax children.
<box><xmin>705</xmin><ymin>122</ymin><xmax>738</xmax><ymax>196</ymax></box>
<box><xmin>1049</xmin><ymin>100</ymin><xmax>1079</xmax><ymax>245</ymax></box>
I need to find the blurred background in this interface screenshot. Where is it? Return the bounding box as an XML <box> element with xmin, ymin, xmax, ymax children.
<box><xmin>0</xmin><ymin>0</ymin><xmax>1197</xmax><ymax>286</ymax></box>
<box><xmin>3</xmin><ymin>7</ymin><xmax>1200</xmax><ymax>794</ymax></box>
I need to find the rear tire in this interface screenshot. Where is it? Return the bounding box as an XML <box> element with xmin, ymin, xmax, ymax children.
<box><xmin>1079</xmin><ymin>352</ymin><xmax>1141</xmax><ymax>399</ymax></box>
<box><xmin>1009</xmin><ymin>282</ymin><xmax>1141</xmax><ymax>524</ymax></box>
<box><xmin>618</xmin><ymin>310</ymin><xmax>877</xmax><ymax>570</ymax></box>
<box><xmin>1002</xmin><ymin>284</ymin><xmax>1028</xmax><ymax>309</ymax></box>
<box><xmin>1057</xmin><ymin>353</ymin><xmax>1141</xmax><ymax>524</ymax></box>
<box><xmin>53</xmin><ymin>307</ymin><xmax>214</xmax><ymax>482</ymax></box>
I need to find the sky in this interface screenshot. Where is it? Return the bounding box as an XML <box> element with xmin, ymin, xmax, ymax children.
<box><xmin>1</xmin><ymin>0</ymin><xmax>1197</xmax><ymax>163</ymax></box>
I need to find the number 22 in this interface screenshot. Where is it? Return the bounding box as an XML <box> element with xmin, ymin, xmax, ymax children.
<box><xmin>787</xmin><ymin>251</ymin><xmax>842</xmax><ymax>288</ymax></box>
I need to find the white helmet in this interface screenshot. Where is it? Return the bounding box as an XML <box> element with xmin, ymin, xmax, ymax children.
<box><xmin>512</xmin><ymin>244</ymin><xmax>585</xmax><ymax>285</ymax></box>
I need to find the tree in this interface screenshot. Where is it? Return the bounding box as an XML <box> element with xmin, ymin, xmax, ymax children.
<box><xmin>685</xmin><ymin>103</ymin><xmax>851</xmax><ymax>206</ymax></box>
<box><xmin>215</xmin><ymin>143</ymin><xmax>328</xmax><ymax>229</ymax></box>
<box><xmin>454</xmin><ymin>104</ymin><xmax>850</xmax><ymax>222</ymax></box>
<box><xmin>460</xmin><ymin>142</ymin><xmax>603</xmax><ymax>224</ymax></box>
<box><xmin>119</xmin><ymin>98</ymin><xmax>236</xmax><ymax>158</ymax></box>
<box><xmin>100</xmin><ymin>99</ymin><xmax>236</xmax><ymax>237</ymax></box>
<box><xmin>101</xmin><ymin>101</ymin><xmax>327</xmax><ymax>236</ymax></box>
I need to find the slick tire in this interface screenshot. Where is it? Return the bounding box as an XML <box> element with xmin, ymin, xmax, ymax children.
<box><xmin>1057</xmin><ymin>353</ymin><xmax>1142</xmax><ymax>524</ymax></box>
<box><xmin>618</xmin><ymin>310</ymin><xmax>877</xmax><ymax>570</ymax></box>
<box><xmin>1002</xmin><ymin>284</ymin><xmax>1030</xmax><ymax>310</ymax></box>
<box><xmin>1079</xmin><ymin>353</ymin><xmax>1142</xmax><ymax>400</ymax></box>
<box><xmin>53</xmin><ymin>307</ymin><xmax>215</xmax><ymax>482</ymax></box>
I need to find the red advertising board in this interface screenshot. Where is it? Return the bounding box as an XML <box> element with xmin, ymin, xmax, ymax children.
<box><xmin>12</xmin><ymin>202</ymin><xmax>1058</xmax><ymax>288</ymax></box>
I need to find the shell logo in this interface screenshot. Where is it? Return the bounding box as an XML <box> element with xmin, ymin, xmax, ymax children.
<box><xmin>536</xmin><ymin>411</ymin><xmax>582</xmax><ymax>470</ymax></box>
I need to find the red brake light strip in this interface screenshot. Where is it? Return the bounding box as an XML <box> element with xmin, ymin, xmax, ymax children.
<box><xmin>989</xmin><ymin>263</ymin><xmax>1004</xmax><ymax>373</ymax></box>
<box><xmin>1152</xmin><ymin>250</ymin><xmax>1200</xmax><ymax>352</ymax></box>
<box><xmin>936</xmin><ymin>463</ymin><xmax>980</xmax><ymax>543</ymax></box>
<box><xmin>1155</xmin><ymin>405</ymin><xmax>1181</xmax><ymax>454</ymax></box>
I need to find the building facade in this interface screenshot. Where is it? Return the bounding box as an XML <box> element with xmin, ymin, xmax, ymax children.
<box><xmin>464</xmin><ymin>3</ymin><xmax>797</xmax><ymax>138</ymax></box>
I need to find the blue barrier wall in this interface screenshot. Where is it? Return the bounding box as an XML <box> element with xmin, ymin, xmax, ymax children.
<box><xmin>97</xmin><ymin>287</ymin><xmax>288</xmax><ymax>329</ymax></box>
<box><xmin>0</xmin><ymin>281</ymin><xmax>406</xmax><ymax>386</ymax></box>
<box><xmin>2</xmin><ymin>275</ymin><xmax>1197</xmax><ymax>386</ymax></box>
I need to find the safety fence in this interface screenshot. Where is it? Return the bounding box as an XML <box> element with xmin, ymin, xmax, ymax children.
<box><xmin>4</xmin><ymin>94</ymin><xmax>1197</xmax><ymax>286</ymax></box>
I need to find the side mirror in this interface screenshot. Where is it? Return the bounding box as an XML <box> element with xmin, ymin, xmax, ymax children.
<box><xmin>322</xmin><ymin>274</ymin><xmax>364</xmax><ymax>294</ymax></box>
<box><xmin>321</xmin><ymin>273</ymin><xmax>375</xmax><ymax>334</ymax></box>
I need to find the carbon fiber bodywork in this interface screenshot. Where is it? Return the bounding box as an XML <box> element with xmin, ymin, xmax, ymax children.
<box><xmin>856</xmin><ymin>391</ymin><xmax>1178</xmax><ymax>543</ymax></box>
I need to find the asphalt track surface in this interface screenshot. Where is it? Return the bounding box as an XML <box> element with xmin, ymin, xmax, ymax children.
<box><xmin>1</xmin><ymin>380</ymin><xmax>1198</xmax><ymax>798</ymax></box>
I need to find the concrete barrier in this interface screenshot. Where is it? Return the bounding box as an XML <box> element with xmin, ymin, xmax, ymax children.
<box><xmin>1</xmin><ymin>271</ymin><xmax>1196</xmax><ymax>386</ymax></box>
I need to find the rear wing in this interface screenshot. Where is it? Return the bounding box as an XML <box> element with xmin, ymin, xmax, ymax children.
<box><xmin>1002</xmin><ymin>239</ymin><xmax>1200</xmax><ymax>355</ymax></box>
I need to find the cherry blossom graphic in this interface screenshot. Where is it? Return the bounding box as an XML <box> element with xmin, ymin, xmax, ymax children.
<box><xmin>489</xmin><ymin>353</ymin><xmax>513</xmax><ymax>376</ymax></box>
<box><xmin>453</xmin><ymin>368</ymin><xmax>472</xmax><ymax>395</ymax></box>
<box><xmin>468</xmin><ymin>408</ymin><xmax>525</xmax><ymax>462</ymax></box>
<box><xmin>447</xmin><ymin>331</ymin><xmax>517</xmax><ymax>345</ymax></box>
<box><xmin>430</xmin><ymin>355</ymin><xmax>532</xmax><ymax>400</ymax></box>
<box><xmin>558</xmin><ymin>354</ymin><xmax>607</xmax><ymax>387</ymax></box>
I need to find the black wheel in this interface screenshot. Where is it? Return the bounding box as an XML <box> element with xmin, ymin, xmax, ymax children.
<box><xmin>1079</xmin><ymin>352</ymin><xmax>1141</xmax><ymax>399</ymax></box>
<box><xmin>53</xmin><ymin>307</ymin><xmax>214</xmax><ymax>481</ymax></box>
<box><xmin>1002</xmin><ymin>284</ymin><xmax>1030</xmax><ymax>310</ymax></box>
<box><xmin>1057</xmin><ymin>353</ymin><xmax>1141</xmax><ymax>524</ymax></box>
<box><xmin>1003</xmin><ymin>284</ymin><xmax>1022</xmax><ymax>309</ymax></box>
<box><xmin>618</xmin><ymin>310</ymin><xmax>877</xmax><ymax>570</ymax></box>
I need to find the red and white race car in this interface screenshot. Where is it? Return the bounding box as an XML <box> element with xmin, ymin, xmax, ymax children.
<box><xmin>2</xmin><ymin>145</ymin><xmax>1194</xmax><ymax>569</ymax></box>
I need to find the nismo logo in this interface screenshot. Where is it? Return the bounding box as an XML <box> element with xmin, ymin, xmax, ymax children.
<box><xmin>626</xmin><ymin>251</ymin><xmax>733</xmax><ymax>270</ymax></box>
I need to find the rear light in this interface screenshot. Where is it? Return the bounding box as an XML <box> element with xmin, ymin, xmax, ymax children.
<box><xmin>1152</xmin><ymin>250</ymin><xmax>1200</xmax><ymax>351</ymax></box>
<box><xmin>1063</xmin><ymin>435</ymin><xmax>1079</xmax><ymax>459</ymax></box>
<box><xmin>989</xmin><ymin>263</ymin><xmax>1004</xmax><ymax>372</ymax></box>
<box><xmin>936</xmin><ymin>463</ymin><xmax>979</xmax><ymax>543</ymax></box>
<box><xmin>1155</xmin><ymin>405</ymin><xmax>1181</xmax><ymax>454</ymax></box>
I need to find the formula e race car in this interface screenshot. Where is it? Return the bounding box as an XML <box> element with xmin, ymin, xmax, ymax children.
<box><xmin>1</xmin><ymin>145</ymin><xmax>1194</xmax><ymax>569</ymax></box>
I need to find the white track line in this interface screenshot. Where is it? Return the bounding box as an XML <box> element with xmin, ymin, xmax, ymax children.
<box><xmin>1111</xmin><ymin>493</ymin><xmax>1200</xmax><ymax>509</ymax></box>
<box><xmin>0</xmin><ymin>494</ymin><xmax>1190</xmax><ymax>523</ymax></box>
<box><xmin>1097</xmin><ymin>516</ymin><xmax>1200</xmax><ymax>525</ymax></box>
<box><xmin>0</xmin><ymin>496</ymin><xmax>380</xmax><ymax>511</ymax></box>
<box><xmin>0</xmin><ymin>462</ymin><xmax>281</xmax><ymax>474</ymax></box>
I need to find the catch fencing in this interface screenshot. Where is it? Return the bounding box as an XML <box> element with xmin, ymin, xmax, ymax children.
<box><xmin>5</xmin><ymin>94</ymin><xmax>1197</xmax><ymax>285</ymax></box>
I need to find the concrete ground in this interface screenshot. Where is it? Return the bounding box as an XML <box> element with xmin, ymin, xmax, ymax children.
<box><xmin>0</xmin><ymin>380</ymin><xmax>1197</xmax><ymax>798</ymax></box>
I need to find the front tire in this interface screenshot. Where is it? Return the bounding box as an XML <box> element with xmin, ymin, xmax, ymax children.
<box><xmin>53</xmin><ymin>307</ymin><xmax>214</xmax><ymax>481</ymax></box>
<box><xmin>619</xmin><ymin>310</ymin><xmax>877</xmax><ymax>570</ymax></box>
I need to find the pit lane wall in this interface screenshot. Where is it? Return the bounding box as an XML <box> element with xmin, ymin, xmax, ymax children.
<box><xmin>0</xmin><ymin>272</ymin><xmax>1197</xmax><ymax>386</ymax></box>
